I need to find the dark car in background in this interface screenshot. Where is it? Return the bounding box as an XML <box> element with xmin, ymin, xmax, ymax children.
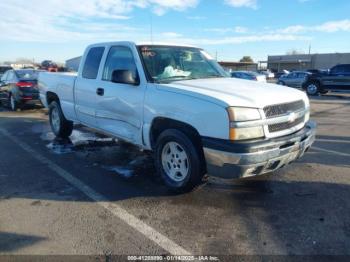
<box><xmin>0</xmin><ymin>65</ymin><xmax>13</xmax><ymax>79</ymax></box>
<box><xmin>303</xmin><ymin>64</ymin><xmax>350</xmax><ymax>95</ymax></box>
<box><xmin>231</xmin><ymin>71</ymin><xmax>267</xmax><ymax>82</ymax></box>
<box><xmin>0</xmin><ymin>69</ymin><xmax>41</xmax><ymax>111</ymax></box>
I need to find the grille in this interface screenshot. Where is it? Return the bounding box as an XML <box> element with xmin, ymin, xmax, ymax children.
<box><xmin>264</xmin><ymin>100</ymin><xmax>305</xmax><ymax>119</ymax></box>
<box><xmin>268</xmin><ymin>116</ymin><xmax>305</xmax><ymax>133</ymax></box>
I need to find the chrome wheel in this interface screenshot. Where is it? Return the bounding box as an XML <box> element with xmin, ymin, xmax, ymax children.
<box><xmin>307</xmin><ymin>84</ymin><xmax>318</xmax><ymax>95</ymax></box>
<box><xmin>51</xmin><ymin>107</ymin><xmax>61</xmax><ymax>134</ymax></box>
<box><xmin>161</xmin><ymin>141</ymin><xmax>189</xmax><ymax>182</ymax></box>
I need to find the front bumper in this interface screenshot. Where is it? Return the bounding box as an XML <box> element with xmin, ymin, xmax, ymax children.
<box><xmin>203</xmin><ymin>121</ymin><xmax>316</xmax><ymax>179</ymax></box>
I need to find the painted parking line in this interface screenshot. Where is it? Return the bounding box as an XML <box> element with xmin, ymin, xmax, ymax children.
<box><xmin>316</xmin><ymin>139</ymin><xmax>350</xmax><ymax>144</ymax></box>
<box><xmin>0</xmin><ymin>128</ymin><xmax>191</xmax><ymax>256</ymax></box>
<box><xmin>312</xmin><ymin>146</ymin><xmax>350</xmax><ymax>157</ymax></box>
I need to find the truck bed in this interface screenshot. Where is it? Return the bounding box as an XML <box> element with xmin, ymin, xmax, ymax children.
<box><xmin>39</xmin><ymin>72</ymin><xmax>77</xmax><ymax>120</ymax></box>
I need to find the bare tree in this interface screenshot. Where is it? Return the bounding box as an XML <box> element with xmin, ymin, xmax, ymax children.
<box><xmin>286</xmin><ymin>49</ymin><xmax>305</xmax><ymax>55</ymax></box>
<box><xmin>15</xmin><ymin>58</ymin><xmax>34</xmax><ymax>64</ymax></box>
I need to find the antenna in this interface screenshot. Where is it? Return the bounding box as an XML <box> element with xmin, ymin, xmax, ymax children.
<box><xmin>150</xmin><ymin>13</ymin><xmax>153</xmax><ymax>44</ymax></box>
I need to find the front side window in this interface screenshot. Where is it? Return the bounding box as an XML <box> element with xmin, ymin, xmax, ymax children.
<box><xmin>102</xmin><ymin>46</ymin><xmax>138</xmax><ymax>81</ymax></box>
<box><xmin>138</xmin><ymin>45</ymin><xmax>228</xmax><ymax>83</ymax></box>
<box><xmin>82</xmin><ymin>47</ymin><xmax>105</xmax><ymax>79</ymax></box>
<box><xmin>331</xmin><ymin>65</ymin><xmax>346</xmax><ymax>74</ymax></box>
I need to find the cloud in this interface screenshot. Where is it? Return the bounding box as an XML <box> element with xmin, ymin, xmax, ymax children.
<box><xmin>161</xmin><ymin>32</ymin><xmax>183</xmax><ymax>38</ymax></box>
<box><xmin>0</xmin><ymin>0</ymin><xmax>199</xmax><ymax>43</ymax></box>
<box><xmin>205</xmin><ymin>26</ymin><xmax>248</xmax><ymax>34</ymax></box>
<box><xmin>146</xmin><ymin>0</ymin><xmax>199</xmax><ymax>15</ymax></box>
<box><xmin>187</xmin><ymin>16</ymin><xmax>206</xmax><ymax>20</ymax></box>
<box><xmin>278</xmin><ymin>20</ymin><xmax>350</xmax><ymax>34</ymax></box>
<box><xmin>197</xmin><ymin>34</ymin><xmax>310</xmax><ymax>45</ymax></box>
<box><xmin>224</xmin><ymin>0</ymin><xmax>257</xmax><ymax>9</ymax></box>
<box><xmin>159</xmin><ymin>34</ymin><xmax>311</xmax><ymax>46</ymax></box>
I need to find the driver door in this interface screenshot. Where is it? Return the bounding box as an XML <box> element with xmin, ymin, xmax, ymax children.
<box><xmin>95</xmin><ymin>45</ymin><xmax>146</xmax><ymax>144</ymax></box>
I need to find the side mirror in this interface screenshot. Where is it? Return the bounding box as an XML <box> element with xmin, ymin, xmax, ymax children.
<box><xmin>111</xmin><ymin>70</ymin><xmax>139</xmax><ymax>86</ymax></box>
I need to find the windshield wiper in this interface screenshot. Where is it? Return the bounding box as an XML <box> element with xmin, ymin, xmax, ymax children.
<box><xmin>156</xmin><ymin>76</ymin><xmax>197</xmax><ymax>83</ymax></box>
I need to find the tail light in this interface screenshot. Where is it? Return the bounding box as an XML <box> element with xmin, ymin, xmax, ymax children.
<box><xmin>16</xmin><ymin>81</ymin><xmax>33</xmax><ymax>88</ymax></box>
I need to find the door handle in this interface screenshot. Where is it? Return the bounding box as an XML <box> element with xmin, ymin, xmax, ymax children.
<box><xmin>96</xmin><ymin>88</ymin><xmax>104</xmax><ymax>96</ymax></box>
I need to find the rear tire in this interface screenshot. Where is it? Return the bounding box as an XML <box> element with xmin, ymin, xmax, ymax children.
<box><xmin>9</xmin><ymin>94</ymin><xmax>19</xmax><ymax>111</ymax></box>
<box><xmin>49</xmin><ymin>101</ymin><xmax>73</xmax><ymax>138</ymax></box>
<box><xmin>155</xmin><ymin>129</ymin><xmax>205</xmax><ymax>192</ymax></box>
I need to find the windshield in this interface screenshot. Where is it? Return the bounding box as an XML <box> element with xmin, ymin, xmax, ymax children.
<box><xmin>15</xmin><ymin>70</ymin><xmax>39</xmax><ymax>80</ymax></box>
<box><xmin>138</xmin><ymin>45</ymin><xmax>228</xmax><ymax>83</ymax></box>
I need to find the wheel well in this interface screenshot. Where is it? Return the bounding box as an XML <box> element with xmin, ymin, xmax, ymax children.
<box><xmin>46</xmin><ymin>92</ymin><xmax>60</xmax><ymax>105</ymax></box>
<box><xmin>150</xmin><ymin>117</ymin><xmax>206</xmax><ymax>172</ymax></box>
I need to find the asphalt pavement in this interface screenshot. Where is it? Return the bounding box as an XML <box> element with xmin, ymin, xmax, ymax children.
<box><xmin>0</xmin><ymin>94</ymin><xmax>349</xmax><ymax>258</ymax></box>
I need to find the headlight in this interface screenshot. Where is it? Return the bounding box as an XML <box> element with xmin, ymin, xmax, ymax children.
<box><xmin>227</xmin><ymin>107</ymin><xmax>261</xmax><ymax>122</ymax></box>
<box><xmin>227</xmin><ymin>107</ymin><xmax>264</xmax><ymax>141</ymax></box>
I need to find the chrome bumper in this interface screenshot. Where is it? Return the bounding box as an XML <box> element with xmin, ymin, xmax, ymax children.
<box><xmin>203</xmin><ymin>121</ymin><xmax>316</xmax><ymax>179</ymax></box>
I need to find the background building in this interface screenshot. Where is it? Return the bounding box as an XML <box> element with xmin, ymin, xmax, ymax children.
<box><xmin>218</xmin><ymin>61</ymin><xmax>258</xmax><ymax>72</ymax></box>
<box><xmin>267</xmin><ymin>52</ymin><xmax>350</xmax><ymax>72</ymax></box>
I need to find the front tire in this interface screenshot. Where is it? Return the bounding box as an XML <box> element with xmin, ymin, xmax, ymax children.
<box><xmin>155</xmin><ymin>129</ymin><xmax>205</xmax><ymax>192</ymax></box>
<box><xmin>49</xmin><ymin>101</ymin><xmax>73</xmax><ymax>138</ymax></box>
<box><xmin>305</xmin><ymin>81</ymin><xmax>320</xmax><ymax>96</ymax></box>
<box><xmin>277</xmin><ymin>81</ymin><xmax>285</xmax><ymax>86</ymax></box>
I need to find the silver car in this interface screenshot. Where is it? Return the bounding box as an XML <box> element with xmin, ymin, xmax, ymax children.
<box><xmin>231</xmin><ymin>71</ymin><xmax>267</xmax><ymax>82</ymax></box>
<box><xmin>278</xmin><ymin>71</ymin><xmax>311</xmax><ymax>88</ymax></box>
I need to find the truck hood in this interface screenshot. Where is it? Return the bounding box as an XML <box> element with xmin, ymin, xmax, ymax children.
<box><xmin>160</xmin><ymin>77</ymin><xmax>307</xmax><ymax>108</ymax></box>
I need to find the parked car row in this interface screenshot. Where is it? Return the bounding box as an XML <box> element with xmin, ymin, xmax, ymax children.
<box><xmin>276</xmin><ymin>64</ymin><xmax>350</xmax><ymax>95</ymax></box>
<box><xmin>231</xmin><ymin>71</ymin><xmax>267</xmax><ymax>82</ymax></box>
<box><xmin>0</xmin><ymin>69</ymin><xmax>42</xmax><ymax>111</ymax></box>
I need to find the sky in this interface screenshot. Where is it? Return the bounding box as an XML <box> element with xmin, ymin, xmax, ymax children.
<box><xmin>0</xmin><ymin>0</ymin><xmax>350</xmax><ymax>64</ymax></box>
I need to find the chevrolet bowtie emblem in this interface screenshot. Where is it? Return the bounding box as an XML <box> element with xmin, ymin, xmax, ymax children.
<box><xmin>287</xmin><ymin>112</ymin><xmax>297</xmax><ymax>123</ymax></box>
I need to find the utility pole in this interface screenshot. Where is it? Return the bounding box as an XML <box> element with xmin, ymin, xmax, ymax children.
<box><xmin>308</xmin><ymin>44</ymin><xmax>311</xmax><ymax>55</ymax></box>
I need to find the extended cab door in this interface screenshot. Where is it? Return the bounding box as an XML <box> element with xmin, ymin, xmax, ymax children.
<box><xmin>95</xmin><ymin>45</ymin><xmax>146</xmax><ymax>144</ymax></box>
<box><xmin>323</xmin><ymin>65</ymin><xmax>350</xmax><ymax>90</ymax></box>
<box><xmin>74</xmin><ymin>46</ymin><xmax>105</xmax><ymax>126</ymax></box>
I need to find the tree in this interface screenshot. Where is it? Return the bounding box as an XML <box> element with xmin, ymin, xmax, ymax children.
<box><xmin>239</xmin><ymin>56</ymin><xmax>254</xmax><ymax>63</ymax></box>
<box><xmin>15</xmin><ymin>58</ymin><xmax>34</xmax><ymax>64</ymax></box>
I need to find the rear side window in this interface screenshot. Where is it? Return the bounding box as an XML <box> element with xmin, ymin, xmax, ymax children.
<box><xmin>102</xmin><ymin>46</ymin><xmax>138</xmax><ymax>82</ymax></box>
<box><xmin>1</xmin><ymin>72</ymin><xmax>8</xmax><ymax>81</ymax></box>
<box><xmin>82</xmin><ymin>47</ymin><xmax>105</xmax><ymax>79</ymax></box>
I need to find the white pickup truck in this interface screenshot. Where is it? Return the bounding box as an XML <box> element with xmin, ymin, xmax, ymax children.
<box><xmin>39</xmin><ymin>42</ymin><xmax>316</xmax><ymax>191</ymax></box>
